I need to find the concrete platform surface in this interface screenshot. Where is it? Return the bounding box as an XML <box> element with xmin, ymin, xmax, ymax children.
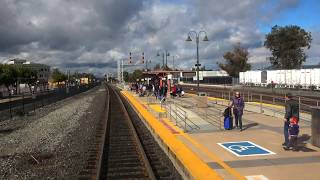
<box><xmin>125</xmin><ymin>90</ymin><xmax>320</xmax><ymax>180</ymax></box>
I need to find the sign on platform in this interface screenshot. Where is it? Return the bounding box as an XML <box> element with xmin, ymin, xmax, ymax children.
<box><xmin>218</xmin><ymin>141</ymin><xmax>275</xmax><ymax>157</ymax></box>
<box><xmin>245</xmin><ymin>175</ymin><xmax>269</xmax><ymax>180</ymax></box>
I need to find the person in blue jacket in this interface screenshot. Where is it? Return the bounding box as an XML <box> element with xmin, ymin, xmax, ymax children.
<box><xmin>229</xmin><ymin>92</ymin><xmax>245</xmax><ymax>131</ymax></box>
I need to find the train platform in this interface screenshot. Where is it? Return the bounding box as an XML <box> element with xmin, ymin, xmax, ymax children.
<box><xmin>121</xmin><ymin>89</ymin><xmax>320</xmax><ymax>180</ymax></box>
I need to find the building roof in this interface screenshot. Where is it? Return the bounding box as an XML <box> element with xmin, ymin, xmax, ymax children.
<box><xmin>143</xmin><ymin>70</ymin><xmax>193</xmax><ymax>75</ymax></box>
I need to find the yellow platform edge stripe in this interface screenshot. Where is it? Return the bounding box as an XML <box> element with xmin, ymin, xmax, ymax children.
<box><xmin>121</xmin><ymin>91</ymin><xmax>222</xmax><ymax>180</ymax></box>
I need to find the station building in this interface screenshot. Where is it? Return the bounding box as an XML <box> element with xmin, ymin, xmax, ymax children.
<box><xmin>141</xmin><ymin>70</ymin><xmax>232</xmax><ymax>86</ymax></box>
<box><xmin>7</xmin><ymin>59</ymin><xmax>50</xmax><ymax>93</ymax></box>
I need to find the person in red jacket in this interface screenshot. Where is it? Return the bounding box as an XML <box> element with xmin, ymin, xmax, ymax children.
<box><xmin>170</xmin><ymin>84</ymin><xmax>177</xmax><ymax>98</ymax></box>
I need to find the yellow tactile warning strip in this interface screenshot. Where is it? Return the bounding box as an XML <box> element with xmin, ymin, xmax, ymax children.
<box><xmin>248</xmin><ymin>101</ymin><xmax>283</xmax><ymax>109</ymax></box>
<box><xmin>186</xmin><ymin>92</ymin><xmax>284</xmax><ymax>109</ymax></box>
<box><xmin>186</xmin><ymin>93</ymin><xmax>227</xmax><ymax>102</ymax></box>
<box><xmin>121</xmin><ymin>91</ymin><xmax>222</xmax><ymax>180</ymax></box>
<box><xmin>149</xmin><ymin>104</ymin><xmax>166</xmax><ymax>113</ymax></box>
<box><xmin>208</xmin><ymin>96</ymin><xmax>228</xmax><ymax>101</ymax></box>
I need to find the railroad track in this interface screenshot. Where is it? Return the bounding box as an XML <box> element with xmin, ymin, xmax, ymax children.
<box><xmin>79</xmin><ymin>84</ymin><xmax>181</xmax><ymax>180</ymax></box>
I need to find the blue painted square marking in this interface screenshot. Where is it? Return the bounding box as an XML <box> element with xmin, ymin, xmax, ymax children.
<box><xmin>217</xmin><ymin>141</ymin><xmax>275</xmax><ymax>157</ymax></box>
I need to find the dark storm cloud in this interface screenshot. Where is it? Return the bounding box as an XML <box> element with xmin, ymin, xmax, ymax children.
<box><xmin>64</xmin><ymin>61</ymin><xmax>117</xmax><ymax>69</ymax></box>
<box><xmin>0</xmin><ymin>1</ymin><xmax>37</xmax><ymax>50</ymax></box>
<box><xmin>0</xmin><ymin>0</ymin><xmax>145</xmax><ymax>52</ymax></box>
<box><xmin>0</xmin><ymin>0</ymin><xmax>318</xmax><ymax>75</ymax></box>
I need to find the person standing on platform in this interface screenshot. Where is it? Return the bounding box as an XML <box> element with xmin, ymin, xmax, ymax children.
<box><xmin>283</xmin><ymin>93</ymin><xmax>300</xmax><ymax>150</ymax></box>
<box><xmin>229</xmin><ymin>92</ymin><xmax>245</xmax><ymax>131</ymax></box>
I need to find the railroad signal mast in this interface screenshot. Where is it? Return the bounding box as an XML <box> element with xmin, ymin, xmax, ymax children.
<box><xmin>141</xmin><ymin>52</ymin><xmax>151</xmax><ymax>71</ymax></box>
<box><xmin>118</xmin><ymin>51</ymin><xmax>149</xmax><ymax>83</ymax></box>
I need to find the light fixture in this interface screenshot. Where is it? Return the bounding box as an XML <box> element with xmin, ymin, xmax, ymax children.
<box><xmin>186</xmin><ymin>35</ymin><xmax>192</xmax><ymax>41</ymax></box>
<box><xmin>203</xmin><ymin>35</ymin><xmax>209</xmax><ymax>41</ymax></box>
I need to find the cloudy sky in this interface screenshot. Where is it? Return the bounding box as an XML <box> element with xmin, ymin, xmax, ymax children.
<box><xmin>0</xmin><ymin>0</ymin><xmax>319</xmax><ymax>76</ymax></box>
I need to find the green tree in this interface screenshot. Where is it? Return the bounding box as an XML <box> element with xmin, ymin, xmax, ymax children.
<box><xmin>218</xmin><ymin>44</ymin><xmax>251</xmax><ymax>77</ymax></box>
<box><xmin>123</xmin><ymin>71</ymin><xmax>129</xmax><ymax>82</ymax></box>
<box><xmin>0</xmin><ymin>64</ymin><xmax>18</xmax><ymax>93</ymax></box>
<box><xmin>264</xmin><ymin>25</ymin><xmax>312</xmax><ymax>69</ymax></box>
<box><xmin>130</xmin><ymin>69</ymin><xmax>143</xmax><ymax>82</ymax></box>
<box><xmin>51</xmin><ymin>68</ymin><xmax>67</xmax><ymax>85</ymax></box>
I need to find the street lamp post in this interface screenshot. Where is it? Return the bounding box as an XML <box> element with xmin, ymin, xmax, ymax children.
<box><xmin>186</xmin><ymin>31</ymin><xmax>209</xmax><ymax>95</ymax></box>
<box><xmin>157</xmin><ymin>50</ymin><xmax>170</xmax><ymax>69</ymax></box>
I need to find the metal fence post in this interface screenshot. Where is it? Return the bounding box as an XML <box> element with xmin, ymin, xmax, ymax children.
<box><xmin>299</xmin><ymin>96</ymin><xmax>301</xmax><ymax>115</ymax></box>
<box><xmin>175</xmin><ymin>106</ymin><xmax>178</xmax><ymax>126</ymax></box>
<box><xmin>22</xmin><ymin>93</ymin><xmax>25</xmax><ymax>114</ymax></box>
<box><xmin>284</xmin><ymin>93</ymin><xmax>287</xmax><ymax>104</ymax></box>
<box><xmin>33</xmin><ymin>100</ymin><xmax>36</xmax><ymax>112</ymax></box>
<box><xmin>228</xmin><ymin>91</ymin><xmax>231</xmax><ymax>101</ymax></box>
<box><xmin>41</xmin><ymin>93</ymin><xmax>44</xmax><ymax>107</ymax></box>
<box><xmin>219</xmin><ymin>110</ymin><xmax>222</xmax><ymax>130</ymax></box>
<box><xmin>9</xmin><ymin>94</ymin><xmax>12</xmax><ymax>118</ymax></box>
<box><xmin>260</xmin><ymin>94</ymin><xmax>263</xmax><ymax>113</ymax></box>
<box><xmin>273</xmin><ymin>97</ymin><xmax>275</xmax><ymax>105</ymax></box>
<box><xmin>184</xmin><ymin>111</ymin><xmax>187</xmax><ymax>132</ymax></box>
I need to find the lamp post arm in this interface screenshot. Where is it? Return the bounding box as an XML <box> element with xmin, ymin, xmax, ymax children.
<box><xmin>188</xmin><ymin>31</ymin><xmax>198</xmax><ymax>39</ymax></box>
<box><xmin>199</xmin><ymin>31</ymin><xmax>207</xmax><ymax>37</ymax></box>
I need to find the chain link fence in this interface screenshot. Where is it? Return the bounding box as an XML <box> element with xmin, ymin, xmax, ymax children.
<box><xmin>0</xmin><ymin>83</ymin><xmax>99</xmax><ymax>121</ymax></box>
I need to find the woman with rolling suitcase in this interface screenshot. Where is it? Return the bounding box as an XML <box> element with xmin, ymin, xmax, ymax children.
<box><xmin>229</xmin><ymin>92</ymin><xmax>245</xmax><ymax>131</ymax></box>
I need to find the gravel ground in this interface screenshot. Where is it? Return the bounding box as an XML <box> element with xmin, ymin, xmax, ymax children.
<box><xmin>0</xmin><ymin>85</ymin><xmax>107</xmax><ymax>179</ymax></box>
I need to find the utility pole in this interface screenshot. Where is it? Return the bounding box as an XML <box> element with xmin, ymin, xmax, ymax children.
<box><xmin>121</xmin><ymin>59</ymin><xmax>124</xmax><ymax>83</ymax></box>
<box><xmin>172</xmin><ymin>56</ymin><xmax>175</xmax><ymax>70</ymax></box>
<box><xmin>117</xmin><ymin>60</ymin><xmax>121</xmax><ymax>82</ymax></box>
<box><xmin>162</xmin><ymin>53</ymin><xmax>165</xmax><ymax>68</ymax></box>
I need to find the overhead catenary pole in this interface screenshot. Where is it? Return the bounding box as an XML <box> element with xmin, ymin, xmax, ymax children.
<box><xmin>121</xmin><ymin>59</ymin><xmax>124</xmax><ymax>83</ymax></box>
<box><xmin>157</xmin><ymin>50</ymin><xmax>170</xmax><ymax>70</ymax></box>
<box><xmin>117</xmin><ymin>59</ymin><xmax>121</xmax><ymax>82</ymax></box>
<box><xmin>162</xmin><ymin>53</ymin><xmax>165</xmax><ymax>68</ymax></box>
<box><xmin>172</xmin><ymin>56</ymin><xmax>175</xmax><ymax>70</ymax></box>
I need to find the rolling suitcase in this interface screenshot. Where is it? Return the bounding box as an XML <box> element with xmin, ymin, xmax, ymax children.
<box><xmin>224</xmin><ymin>107</ymin><xmax>233</xmax><ymax>130</ymax></box>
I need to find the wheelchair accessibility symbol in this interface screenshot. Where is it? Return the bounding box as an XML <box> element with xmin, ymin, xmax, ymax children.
<box><xmin>218</xmin><ymin>141</ymin><xmax>275</xmax><ymax>157</ymax></box>
<box><xmin>228</xmin><ymin>145</ymin><xmax>256</xmax><ymax>153</ymax></box>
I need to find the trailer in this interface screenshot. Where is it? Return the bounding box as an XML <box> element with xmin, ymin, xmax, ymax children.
<box><xmin>311</xmin><ymin>68</ymin><xmax>320</xmax><ymax>89</ymax></box>
<box><xmin>300</xmin><ymin>69</ymin><xmax>312</xmax><ymax>89</ymax></box>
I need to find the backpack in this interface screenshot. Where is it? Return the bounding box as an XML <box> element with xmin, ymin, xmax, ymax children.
<box><xmin>223</xmin><ymin>107</ymin><xmax>231</xmax><ymax>118</ymax></box>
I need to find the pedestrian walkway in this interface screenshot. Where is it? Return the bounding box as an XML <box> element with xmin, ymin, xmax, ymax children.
<box><xmin>123</xmin><ymin>90</ymin><xmax>320</xmax><ymax>180</ymax></box>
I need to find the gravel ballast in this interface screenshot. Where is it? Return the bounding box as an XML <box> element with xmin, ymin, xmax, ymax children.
<box><xmin>0</xmin><ymin>86</ymin><xmax>107</xmax><ymax>179</ymax></box>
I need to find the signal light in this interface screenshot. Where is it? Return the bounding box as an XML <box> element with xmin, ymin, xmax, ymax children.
<box><xmin>129</xmin><ymin>52</ymin><xmax>132</xmax><ymax>64</ymax></box>
<box><xmin>142</xmin><ymin>52</ymin><xmax>144</xmax><ymax>64</ymax></box>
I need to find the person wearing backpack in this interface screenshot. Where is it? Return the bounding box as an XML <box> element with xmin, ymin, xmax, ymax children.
<box><xmin>229</xmin><ymin>92</ymin><xmax>245</xmax><ymax>131</ymax></box>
